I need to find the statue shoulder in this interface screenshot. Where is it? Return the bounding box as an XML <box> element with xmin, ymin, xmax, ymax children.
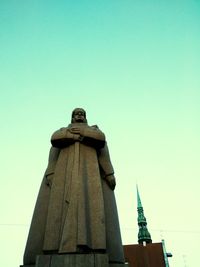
<box><xmin>51</xmin><ymin>127</ymin><xmax>68</xmax><ymax>140</ymax></box>
<box><xmin>91</xmin><ymin>125</ymin><xmax>99</xmax><ymax>129</ymax></box>
<box><xmin>53</xmin><ymin>127</ymin><xmax>67</xmax><ymax>133</ymax></box>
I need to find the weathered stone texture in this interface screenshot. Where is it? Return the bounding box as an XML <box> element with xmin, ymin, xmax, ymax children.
<box><xmin>22</xmin><ymin>108</ymin><xmax>125</xmax><ymax>267</ymax></box>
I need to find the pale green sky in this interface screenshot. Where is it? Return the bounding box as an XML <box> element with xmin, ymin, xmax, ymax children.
<box><xmin>0</xmin><ymin>1</ymin><xmax>200</xmax><ymax>266</ymax></box>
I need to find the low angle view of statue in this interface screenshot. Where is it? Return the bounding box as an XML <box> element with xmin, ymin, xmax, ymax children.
<box><xmin>22</xmin><ymin>108</ymin><xmax>125</xmax><ymax>267</ymax></box>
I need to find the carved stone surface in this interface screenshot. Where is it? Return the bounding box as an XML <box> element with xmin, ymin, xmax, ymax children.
<box><xmin>22</xmin><ymin>108</ymin><xmax>125</xmax><ymax>266</ymax></box>
<box><xmin>36</xmin><ymin>255</ymin><xmax>51</xmax><ymax>267</ymax></box>
<box><xmin>44</xmin><ymin>254</ymin><xmax>108</xmax><ymax>267</ymax></box>
<box><xmin>21</xmin><ymin>254</ymin><xmax>130</xmax><ymax>267</ymax></box>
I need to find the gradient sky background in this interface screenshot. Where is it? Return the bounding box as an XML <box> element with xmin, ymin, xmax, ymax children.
<box><xmin>0</xmin><ymin>1</ymin><xmax>200</xmax><ymax>266</ymax></box>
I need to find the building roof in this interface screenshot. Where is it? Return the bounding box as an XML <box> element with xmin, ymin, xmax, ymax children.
<box><xmin>124</xmin><ymin>243</ymin><xmax>166</xmax><ymax>267</ymax></box>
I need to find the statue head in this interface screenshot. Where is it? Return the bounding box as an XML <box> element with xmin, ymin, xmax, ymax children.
<box><xmin>71</xmin><ymin>108</ymin><xmax>87</xmax><ymax>123</ymax></box>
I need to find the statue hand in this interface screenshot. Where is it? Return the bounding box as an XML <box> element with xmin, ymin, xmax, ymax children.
<box><xmin>69</xmin><ymin>127</ymin><xmax>82</xmax><ymax>134</ymax></box>
<box><xmin>69</xmin><ymin>127</ymin><xmax>84</xmax><ymax>141</ymax></box>
<box><xmin>45</xmin><ymin>174</ymin><xmax>53</xmax><ymax>187</ymax></box>
<box><xmin>73</xmin><ymin>134</ymin><xmax>83</xmax><ymax>141</ymax></box>
<box><xmin>106</xmin><ymin>174</ymin><xmax>116</xmax><ymax>190</ymax></box>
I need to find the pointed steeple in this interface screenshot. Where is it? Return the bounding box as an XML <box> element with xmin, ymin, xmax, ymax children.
<box><xmin>136</xmin><ymin>185</ymin><xmax>152</xmax><ymax>245</ymax></box>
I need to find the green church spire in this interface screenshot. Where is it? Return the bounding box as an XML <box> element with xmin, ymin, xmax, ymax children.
<box><xmin>137</xmin><ymin>185</ymin><xmax>152</xmax><ymax>245</ymax></box>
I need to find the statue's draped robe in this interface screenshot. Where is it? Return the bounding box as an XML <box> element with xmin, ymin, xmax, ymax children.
<box><xmin>24</xmin><ymin>123</ymin><xmax>124</xmax><ymax>264</ymax></box>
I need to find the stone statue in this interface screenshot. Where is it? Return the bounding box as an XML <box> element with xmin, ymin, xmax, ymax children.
<box><xmin>23</xmin><ymin>108</ymin><xmax>125</xmax><ymax>266</ymax></box>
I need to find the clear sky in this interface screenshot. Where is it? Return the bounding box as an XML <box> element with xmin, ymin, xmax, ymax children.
<box><xmin>0</xmin><ymin>1</ymin><xmax>200</xmax><ymax>266</ymax></box>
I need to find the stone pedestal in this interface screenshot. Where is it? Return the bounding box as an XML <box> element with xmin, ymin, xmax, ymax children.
<box><xmin>37</xmin><ymin>254</ymin><xmax>108</xmax><ymax>267</ymax></box>
<box><xmin>110</xmin><ymin>265</ymin><xmax>129</xmax><ymax>267</ymax></box>
<box><xmin>21</xmin><ymin>254</ymin><xmax>129</xmax><ymax>267</ymax></box>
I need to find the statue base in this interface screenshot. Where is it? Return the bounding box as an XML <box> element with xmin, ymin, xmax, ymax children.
<box><xmin>20</xmin><ymin>254</ymin><xmax>129</xmax><ymax>267</ymax></box>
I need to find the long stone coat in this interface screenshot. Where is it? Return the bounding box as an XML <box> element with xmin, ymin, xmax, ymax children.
<box><xmin>23</xmin><ymin>123</ymin><xmax>124</xmax><ymax>265</ymax></box>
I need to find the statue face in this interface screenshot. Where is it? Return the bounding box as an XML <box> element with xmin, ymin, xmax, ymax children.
<box><xmin>73</xmin><ymin>109</ymin><xmax>86</xmax><ymax>123</ymax></box>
